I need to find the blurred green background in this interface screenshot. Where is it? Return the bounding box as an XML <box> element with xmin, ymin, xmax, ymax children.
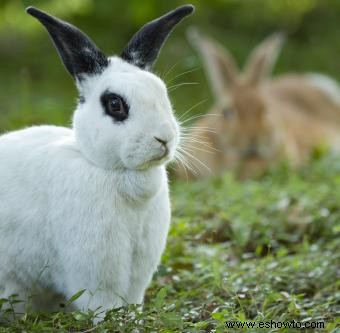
<box><xmin>1</xmin><ymin>0</ymin><xmax>340</xmax><ymax>131</ymax></box>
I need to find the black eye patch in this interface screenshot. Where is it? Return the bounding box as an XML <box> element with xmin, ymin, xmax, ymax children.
<box><xmin>100</xmin><ymin>91</ymin><xmax>129</xmax><ymax>122</ymax></box>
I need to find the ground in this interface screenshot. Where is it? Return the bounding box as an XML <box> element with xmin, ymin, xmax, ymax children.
<box><xmin>0</xmin><ymin>155</ymin><xmax>339</xmax><ymax>333</ymax></box>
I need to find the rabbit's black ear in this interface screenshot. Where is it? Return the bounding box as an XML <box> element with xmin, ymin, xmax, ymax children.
<box><xmin>26</xmin><ymin>6</ymin><xmax>108</xmax><ymax>80</ymax></box>
<box><xmin>121</xmin><ymin>4</ymin><xmax>194</xmax><ymax>70</ymax></box>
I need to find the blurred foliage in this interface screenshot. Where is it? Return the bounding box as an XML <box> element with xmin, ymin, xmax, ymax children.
<box><xmin>1</xmin><ymin>0</ymin><xmax>340</xmax><ymax>131</ymax></box>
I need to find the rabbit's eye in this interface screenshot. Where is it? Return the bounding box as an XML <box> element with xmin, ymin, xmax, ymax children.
<box><xmin>101</xmin><ymin>92</ymin><xmax>129</xmax><ymax>122</ymax></box>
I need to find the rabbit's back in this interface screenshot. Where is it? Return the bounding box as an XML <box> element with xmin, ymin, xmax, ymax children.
<box><xmin>0</xmin><ymin>125</ymin><xmax>74</xmax><ymax>263</ymax></box>
<box><xmin>267</xmin><ymin>74</ymin><xmax>340</xmax><ymax>124</ymax></box>
<box><xmin>258</xmin><ymin>75</ymin><xmax>340</xmax><ymax>165</ymax></box>
<box><xmin>0</xmin><ymin>125</ymin><xmax>171</xmax><ymax>309</ymax></box>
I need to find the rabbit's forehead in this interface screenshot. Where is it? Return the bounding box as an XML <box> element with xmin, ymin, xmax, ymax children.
<box><xmin>97</xmin><ymin>57</ymin><xmax>168</xmax><ymax>99</ymax></box>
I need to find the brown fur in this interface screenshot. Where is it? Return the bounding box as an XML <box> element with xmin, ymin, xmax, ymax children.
<box><xmin>176</xmin><ymin>31</ymin><xmax>340</xmax><ymax>179</ymax></box>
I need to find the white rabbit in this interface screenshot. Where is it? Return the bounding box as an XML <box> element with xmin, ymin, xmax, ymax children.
<box><xmin>0</xmin><ymin>5</ymin><xmax>194</xmax><ymax>317</ymax></box>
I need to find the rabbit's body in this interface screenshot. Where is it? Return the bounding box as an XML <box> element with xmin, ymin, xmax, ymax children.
<box><xmin>0</xmin><ymin>125</ymin><xmax>169</xmax><ymax>311</ymax></box>
<box><xmin>307</xmin><ymin>73</ymin><xmax>340</xmax><ymax>105</ymax></box>
<box><xmin>178</xmin><ymin>31</ymin><xmax>340</xmax><ymax>179</ymax></box>
<box><xmin>268</xmin><ymin>74</ymin><xmax>340</xmax><ymax>124</ymax></box>
<box><xmin>266</xmin><ymin>75</ymin><xmax>340</xmax><ymax>161</ymax></box>
<box><xmin>0</xmin><ymin>5</ymin><xmax>194</xmax><ymax>315</ymax></box>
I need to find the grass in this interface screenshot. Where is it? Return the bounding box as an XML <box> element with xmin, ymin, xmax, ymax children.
<box><xmin>0</xmin><ymin>155</ymin><xmax>339</xmax><ymax>332</ymax></box>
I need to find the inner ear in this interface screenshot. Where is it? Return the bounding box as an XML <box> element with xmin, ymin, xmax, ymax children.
<box><xmin>26</xmin><ymin>6</ymin><xmax>109</xmax><ymax>80</ymax></box>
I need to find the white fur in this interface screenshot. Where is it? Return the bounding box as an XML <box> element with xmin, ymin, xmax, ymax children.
<box><xmin>0</xmin><ymin>57</ymin><xmax>179</xmax><ymax>314</ymax></box>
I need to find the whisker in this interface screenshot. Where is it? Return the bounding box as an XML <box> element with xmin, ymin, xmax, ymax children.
<box><xmin>181</xmin><ymin>128</ymin><xmax>218</xmax><ymax>135</ymax></box>
<box><xmin>161</xmin><ymin>60</ymin><xmax>182</xmax><ymax>80</ymax></box>
<box><xmin>168</xmin><ymin>82</ymin><xmax>199</xmax><ymax>92</ymax></box>
<box><xmin>179</xmin><ymin>113</ymin><xmax>205</xmax><ymax>125</ymax></box>
<box><xmin>171</xmin><ymin>157</ymin><xmax>189</xmax><ymax>182</ymax></box>
<box><xmin>166</xmin><ymin>67</ymin><xmax>200</xmax><ymax>84</ymax></box>
<box><xmin>180</xmin><ymin>142</ymin><xmax>217</xmax><ymax>155</ymax></box>
<box><xmin>182</xmin><ymin>125</ymin><xmax>217</xmax><ymax>130</ymax></box>
<box><xmin>178</xmin><ymin>99</ymin><xmax>208</xmax><ymax>122</ymax></box>
<box><xmin>177</xmin><ymin>147</ymin><xmax>212</xmax><ymax>174</ymax></box>
<box><xmin>181</xmin><ymin>137</ymin><xmax>220</xmax><ymax>152</ymax></box>
<box><xmin>180</xmin><ymin>113</ymin><xmax>221</xmax><ymax>125</ymax></box>
<box><xmin>176</xmin><ymin>148</ymin><xmax>201</xmax><ymax>173</ymax></box>
<box><xmin>180</xmin><ymin>131</ymin><xmax>215</xmax><ymax>141</ymax></box>
<box><xmin>175</xmin><ymin>150</ymin><xmax>199</xmax><ymax>176</ymax></box>
<box><xmin>184</xmin><ymin>145</ymin><xmax>215</xmax><ymax>155</ymax></box>
<box><xmin>177</xmin><ymin>153</ymin><xmax>204</xmax><ymax>176</ymax></box>
<box><xmin>180</xmin><ymin>140</ymin><xmax>210</xmax><ymax>149</ymax></box>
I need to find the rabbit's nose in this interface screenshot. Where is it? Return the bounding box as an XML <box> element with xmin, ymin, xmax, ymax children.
<box><xmin>154</xmin><ymin>137</ymin><xmax>169</xmax><ymax>156</ymax></box>
<box><xmin>243</xmin><ymin>144</ymin><xmax>260</xmax><ymax>158</ymax></box>
<box><xmin>154</xmin><ymin>137</ymin><xmax>168</xmax><ymax>146</ymax></box>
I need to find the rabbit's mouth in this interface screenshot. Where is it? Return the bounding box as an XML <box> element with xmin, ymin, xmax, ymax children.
<box><xmin>134</xmin><ymin>150</ymin><xmax>172</xmax><ymax>170</ymax></box>
<box><xmin>149</xmin><ymin>150</ymin><xmax>171</xmax><ymax>164</ymax></box>
<box><xmin>241</xmin><ymin>145</ymin><xmax>271</xmax><ymax>160</ymax></box>
<box><xmin>150</xmin><ymin>141</ymin><xmax>172</xmax><ymax>162</ymax></box>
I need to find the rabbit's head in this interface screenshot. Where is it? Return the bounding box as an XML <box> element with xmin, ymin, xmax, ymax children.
<box><xmin>188</xmin><ymin>30</ymin><xmax>285</xmax><ymax>176</ymax></box>
<box><xmin>26</xmin><ymin>5</ymin><xmax>194</xmax><ymax>170</ymax></box>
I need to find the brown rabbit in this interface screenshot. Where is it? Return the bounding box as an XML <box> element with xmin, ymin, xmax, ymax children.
<box><xmin>176</xmin><ymin>30</ymin><xmax>340</xmax><ymax>179</ymax></box>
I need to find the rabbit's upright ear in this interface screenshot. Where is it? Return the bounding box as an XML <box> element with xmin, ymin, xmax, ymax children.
<box><xmin>26</xmin><ymin>7</ymin><xmax>108</xmax><ymax>81</ymax></box>
<box><xmin>187</xmin><ymin>28</ymin><xmax>238</xmax><ymax>103</ymax></box>
<box><xmin>121</xmin><ymin>5</ymin><xmax>194</xmax><ymax>70</ymax></box>
<box><xmin>243</xmin><ymin>33</ymin><xmax>285</xmax><ymax>85</ymax></box>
